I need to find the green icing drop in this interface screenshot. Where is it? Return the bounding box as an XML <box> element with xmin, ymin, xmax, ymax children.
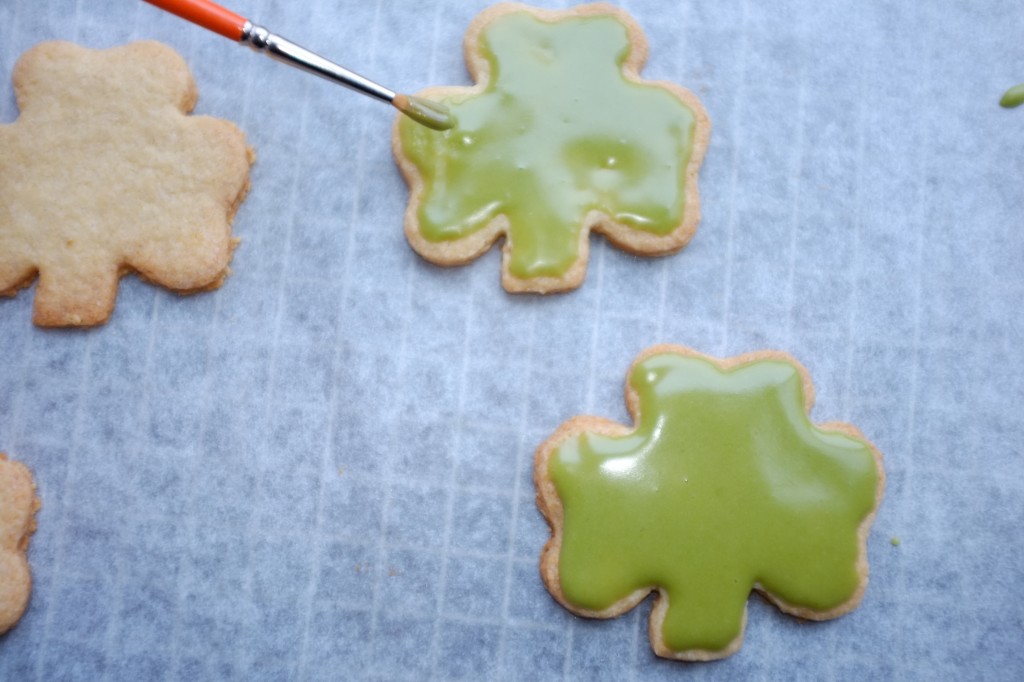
<box><xmin>1000</xmin><ymin>84</ymin><xmax>1024</xmax><ymax>109</ymax></box>
<box><xmin>547</xmin><ymin>352</ymin><xmax>881</xmax><ymax>654</ymax></box>
<box><xmin>398</xmin><ymin>11</ymin><xmax>699</xmax><ymax>279</ymax></box>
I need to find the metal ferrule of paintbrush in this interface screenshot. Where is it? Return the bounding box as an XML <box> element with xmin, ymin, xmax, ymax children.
<box><xmin>239</xmin><ymin>22</ymin><xmax>396</xmax><ymax>106</ymax></box>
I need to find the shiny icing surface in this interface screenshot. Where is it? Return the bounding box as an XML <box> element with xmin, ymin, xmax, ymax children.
<box><xmin>398</xmin><ymin>11</ymin><xmax>699</xmax><ymax>279</ymax></box>
<box><xmin>548</xmin><ymin>352</ymin><xmax>880</xmax><ymax>653</ymax></box>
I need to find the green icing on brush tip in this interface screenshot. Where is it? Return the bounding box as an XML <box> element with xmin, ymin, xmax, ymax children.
<box><xmin>395</xmin><ymin>94</ymin><xmax>455</xmax><ymax>131</ymax></box>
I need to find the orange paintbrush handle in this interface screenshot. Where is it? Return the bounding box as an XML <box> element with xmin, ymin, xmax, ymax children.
<box><xmin>143</xmin><ymin>0</ymin><xmax>248</xmax><ymax>41</ymax></box>
<box><xmin>143</xmin><ymin>0</ymin><xmax>453</xmax><ymax>128</ymax></box>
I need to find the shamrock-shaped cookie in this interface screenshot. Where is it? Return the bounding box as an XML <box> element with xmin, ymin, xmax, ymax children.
<box><xmin>394</xmin><ymin>3</ymin><xmax>710</xmax><ymax>292</ymax></box>
<box><xmin>0</xmin><ymin>453</ymin><xmax>39</xmax><ymax>635</ymax></box>
<box><xmin>0</xmin><ymin>41</ymin><xmax>253</xmax><ymax>326</ymax></box>
<box><xmin>535</xmin><ymin>345</ymin><xmax>885</xmax><ymax>660</ymax></box>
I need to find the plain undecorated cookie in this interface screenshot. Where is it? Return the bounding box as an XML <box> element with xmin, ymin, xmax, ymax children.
<box><xmin>0</xmin><ymin>41</ymin><xmax>253</xmax><ymax>327</ymax></box>
<box><xmin>0</xmin><ymin>453</ymin><xmax>39</xmax><ymax>635</ymax></box>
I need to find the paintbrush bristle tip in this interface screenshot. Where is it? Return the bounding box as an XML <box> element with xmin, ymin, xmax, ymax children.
<box><xmin>394</xmin><ymin>94</ymin><xmax>455</xmax><ymax>131</ymax></box>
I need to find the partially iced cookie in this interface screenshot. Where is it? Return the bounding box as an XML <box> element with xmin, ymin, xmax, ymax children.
<box><xmin>0</xmin><ymin>41</ymin><xmax>253</xmax><ymax>326</ymax></box>
<box><xmin>394</xmin><ymin>3</ymin><xmax>710</xmax><ymax>293</ymax></box>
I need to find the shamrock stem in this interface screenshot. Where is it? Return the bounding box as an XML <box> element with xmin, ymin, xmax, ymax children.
<box><xmin>33</xmin><ymin>261</ymin><xmax>119</xmax><ymax>327</ymax></box>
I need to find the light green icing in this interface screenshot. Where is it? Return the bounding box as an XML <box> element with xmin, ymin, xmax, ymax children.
<box><xmin>1000</xmin><ymin>84</ymin><xmax>1024</xmax><ymax>109</ymax></box>
<box><xmin>398</xmin><ymin>11</ymin><xmax>698</xmax><ymax>279</ymax></box>
<box><xmin>548</xmin><ymin>353</ymin><xmax>880</xmax><ymax>654</ymax></box>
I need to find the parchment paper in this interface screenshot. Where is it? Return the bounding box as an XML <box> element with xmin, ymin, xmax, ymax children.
<box><xmin>1</xmin><ymin>0</ymin><xmax>1022</xmax><ymax>679</ymax></box>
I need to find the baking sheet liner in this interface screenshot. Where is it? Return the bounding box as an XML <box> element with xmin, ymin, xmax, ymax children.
<box><xmin>1</xmin><ymin>0</ymin><xmax>1022</xmax><ymax>679</ymax></box>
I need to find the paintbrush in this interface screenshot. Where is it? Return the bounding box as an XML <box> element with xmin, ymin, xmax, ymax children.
<box><xmin>142</xmin><ymin>0</ymin><xmax>453</xmax><ymax>131</ymax></box>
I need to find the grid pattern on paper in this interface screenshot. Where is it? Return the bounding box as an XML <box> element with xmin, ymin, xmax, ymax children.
<box><xmin>1</xmin><ymin>0</ymin><xmax>1023</xmax><ymax>680</ymax></box>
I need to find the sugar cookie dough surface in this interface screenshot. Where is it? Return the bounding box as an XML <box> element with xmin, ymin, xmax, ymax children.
<box><xmin>0</xmin><ymin>41</ymin><xmax>253</xmax><ymax>327</ymax></box>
